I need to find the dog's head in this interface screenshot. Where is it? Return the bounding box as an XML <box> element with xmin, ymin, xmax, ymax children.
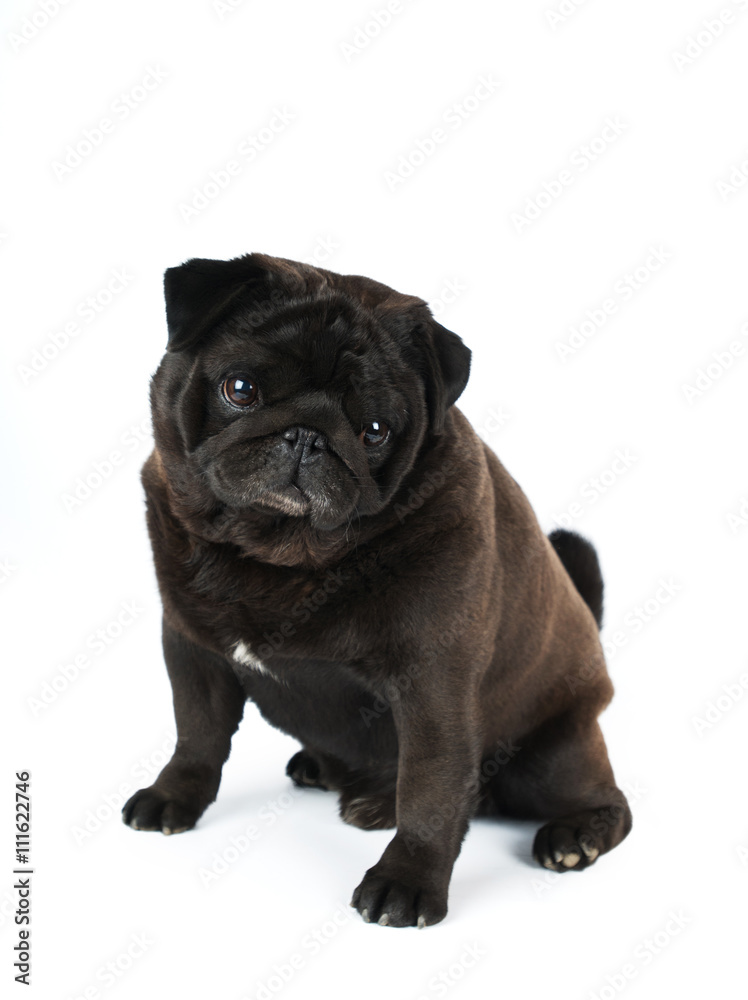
<box><xmin>150</xmin><ymin>253</ymin><xmax>471</xmax><ymax>566</ymax></box>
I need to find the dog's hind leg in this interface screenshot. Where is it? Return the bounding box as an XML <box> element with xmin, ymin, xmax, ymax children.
<box><xmin>286</xmin><ymin>747</ymin><xmax>398</xmax><ymax>829</ymax></box>
<box><xmin>485</xmin><ymin>712</ymin><xmax>632</xmax><ymax>871</ymax></box>
<box><xmin>286</xmin><ymin>749</ymin><xmax>331</xmax><ymax>789</ymax></box>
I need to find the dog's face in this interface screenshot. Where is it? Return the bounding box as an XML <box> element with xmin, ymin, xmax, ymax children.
<box><xmin>150</xmin><ymin>254</ymin><xmax>471</xmax><ymax>566</ymax></box>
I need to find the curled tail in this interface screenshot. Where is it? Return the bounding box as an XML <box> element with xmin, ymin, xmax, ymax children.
<box><xmin>548</xmin><ymin>529</ymin><xmax>604</xmax><ymax>629</ymax></box>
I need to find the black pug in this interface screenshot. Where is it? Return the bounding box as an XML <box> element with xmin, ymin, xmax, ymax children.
<box><xmin>122</xmin><ymin>253</ymin><xmax>631</xmax><ymax>928</ymax></box>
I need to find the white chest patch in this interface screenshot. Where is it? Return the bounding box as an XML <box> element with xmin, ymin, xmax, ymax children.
<box><xmin>232</xmin><ymin>641</ymin><xmax>274</xmax><ymax>678</ymax></box>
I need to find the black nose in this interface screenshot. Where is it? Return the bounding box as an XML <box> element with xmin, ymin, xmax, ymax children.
<box><xmin>282</xmin><ymin>426</ymin><xmax>328</xmax><ymax>458</ymax></box>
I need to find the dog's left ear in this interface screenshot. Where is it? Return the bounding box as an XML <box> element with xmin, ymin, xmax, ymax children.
<box><xmin>163</xmin><ymin>255</ymin><xmax>271</xmax><ymax>352</ymax></box>
<box><xmin>375</xmin><ymin>296</ymin><xmax>472</xmax><ymax>435</ymax></box>
<box><xmin>420</xmin><ymin>316</ymin><xmax>472</xmax><ymax>434</ymax></box>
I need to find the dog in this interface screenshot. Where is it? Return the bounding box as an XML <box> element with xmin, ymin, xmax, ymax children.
<box><xmin>122</xmin><ymin>253</ymin><xmax>631</xmax><ymax>928</ymax></box>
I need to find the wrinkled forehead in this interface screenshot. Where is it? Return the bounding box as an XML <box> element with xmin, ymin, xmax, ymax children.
<box><xmin>201</xmin><ymin>294</ymin><xmax>412</xmax><ymax>390</ymax></box>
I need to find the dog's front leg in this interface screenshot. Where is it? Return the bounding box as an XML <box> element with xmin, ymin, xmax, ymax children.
<box><xmin>122</xmin><ymin>620</ymin><xmax>245</xmax><ymax>835</ymax></box>
<box><xmin>351</xmin><ymin>675</ymin><xmax>481</xmax><ymax>928</ymax></box>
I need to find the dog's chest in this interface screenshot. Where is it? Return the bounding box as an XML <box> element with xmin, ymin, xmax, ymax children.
<box><xmin>230</xmin><ymin>640</ymin><xmax>278</xmax><ymax>681</ymax></box>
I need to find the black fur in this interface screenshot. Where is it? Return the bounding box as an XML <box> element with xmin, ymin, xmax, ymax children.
<box><xmin>548</xmin><ymin>529</ymin><xmax>604</xmax><ymax>628</ymax></box>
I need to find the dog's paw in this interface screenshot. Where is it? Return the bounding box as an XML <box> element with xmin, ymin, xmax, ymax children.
<box><xmin>286</xmin><ymin>750</ymin><xmax>328</xmax><ymax>789</ymax></box>
<box><xmin>122</xmin><ymin>786</ymin><xmax>202</xmax><ymax>835</ymax></box>
<box><xmin>533</xmin><ymin>820</ymin><xmax>600</xmax><ymax>872</ymax></box>
<box><xmin>350</xmin><ymin>871</ymin><xmax>447</xmax><ymax>928</ymax></box>
<box><xmin>340</xmin><ymin>793</ymin><xmax>396</xmax><ymax>830</ymax></box>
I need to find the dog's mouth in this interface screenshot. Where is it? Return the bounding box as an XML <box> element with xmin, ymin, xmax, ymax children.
<box><xmin>205</xmin><ymin>461</ymin><xmax>361</xmax><ymax>532</ymax></box>
<box><xmin>250</xmin><ymin>484</ymin><xmax>311</xmax><ymax>518</ymax></box>
<box><xmin>200</xmin><ymin>428</ymin><xmax>373</xmax><ymax>532</ymax></box>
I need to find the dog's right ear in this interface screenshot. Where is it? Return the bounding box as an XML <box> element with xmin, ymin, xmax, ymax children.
<box><xmin>164</xmin><ymin>255</ymin><xmax>271</xmax><ymax>352</ymax></box>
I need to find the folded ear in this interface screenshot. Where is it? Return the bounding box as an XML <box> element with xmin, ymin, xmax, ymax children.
<box><xmin>163</xmin><ymin>255</ymin><xmax>270</xmax><ymax>352</ymax></box>
<box><xmin>421</xmin><ymin>317</ymin><xmax>472</xmax><ymax>434</ymax></box>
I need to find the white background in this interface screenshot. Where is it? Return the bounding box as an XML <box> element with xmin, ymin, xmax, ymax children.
<box><xmin>2</xmin><ymin>1</ymin><xmax>746</xmax><ymax>998</ymax></box>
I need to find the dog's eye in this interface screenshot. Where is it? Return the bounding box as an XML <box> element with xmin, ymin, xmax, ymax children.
<box><xmin>360</xmin><ymin>421</ymin><xmax>390</xmax><ymax>447</ymax></box>
<box><xmin>222</xmin><ymin>377</ymin><xmax>259</xmax><ymax>408</ymax></box>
